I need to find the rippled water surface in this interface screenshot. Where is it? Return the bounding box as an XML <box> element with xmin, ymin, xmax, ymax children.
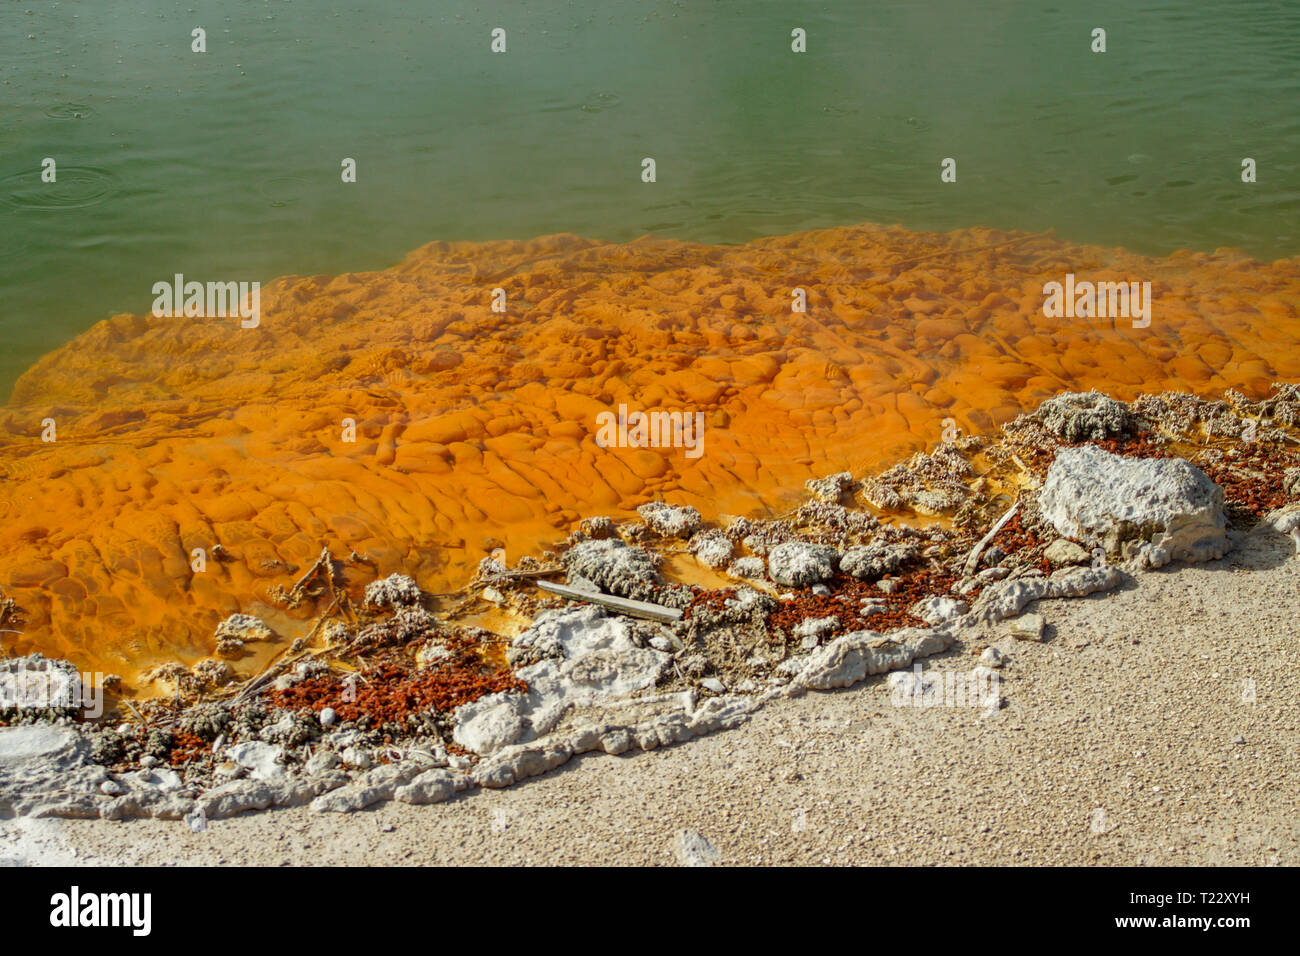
<box><xmin>0</xmin><ymin>0</ymin><xmax>1297</xmax><ymax>393</ymax></box>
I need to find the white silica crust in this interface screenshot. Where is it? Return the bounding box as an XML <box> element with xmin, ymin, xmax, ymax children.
<box><xmin>1039</xmin><ymin>445</ymin><xmax>1229</xmax><ymax>567</ymax></box>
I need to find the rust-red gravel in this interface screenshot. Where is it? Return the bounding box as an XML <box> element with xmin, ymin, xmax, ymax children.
<box><xmin>267</xmin><ymin>634</ymin><xmax>525</xmax><ymax>727</ymax></box>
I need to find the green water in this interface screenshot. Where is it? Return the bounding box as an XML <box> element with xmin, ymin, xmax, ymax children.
<box><xmin>1</xmin><ymin>0</ymin><xmax>1297</xmax><ymax>396</ymax></box>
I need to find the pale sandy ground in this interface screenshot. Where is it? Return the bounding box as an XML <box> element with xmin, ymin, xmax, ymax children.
<box><xmin>4</xmin><ymin>528</ymin><xmax>1297</xmax><ymax>867</ymax></box>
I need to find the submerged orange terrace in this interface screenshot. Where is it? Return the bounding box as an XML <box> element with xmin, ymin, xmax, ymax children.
<box><xmin>1</xmin><ymin>224</ymin><xmax>1298</xmax><ymax>685</ymax></box>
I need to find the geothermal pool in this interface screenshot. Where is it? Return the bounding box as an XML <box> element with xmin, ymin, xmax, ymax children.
<box><xmin>1</xmin><ymin>2</ymin><xmax>1298</xmax><ymax>685</ymax></box>
<box><xmin>2</xmin><ymin>224</ymin><xmax>1298</xmax><ymax>684</ymax></box>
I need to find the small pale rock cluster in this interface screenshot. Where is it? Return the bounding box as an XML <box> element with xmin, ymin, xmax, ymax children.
<box><xmin>840</xmin><ymin>541</ymin><xmax>920</xmax><ymax>580</ymax></box>
<box><xmin>688</xmin><ymin>529</ymin><xmax>735</xmax><ymax>569</ymax></box>
<box><xmin>1033</xmin><ymin>391</ymin><xmax>1137</xmax><ymax>442</ymax></box>
<box><xmin>805</xmin><ymin>471</ymin><xmax>859</xmax><ymax>504</ymax></box>
<box><xmin>766</xmin><ymin>542</ymin><xmax>839</xmax><ymax>587</ymax></box>
<box><xmin>0</xmin><ymin>655</ymin><xmax>84</xmax><ymax>718</ymax></box>
<box><xmin>910</xmin><ymin>595</ymin><xmax>969</xmax><ymax>625</ymax></box>
<box><xmin>213</xmin><ymin>613</ymin><xmax>274</xmax><ymax>659</ymax></box>
<box><xmin>563</xmin><ymin>538</ymin><xmax>671</xmax><ymax>605</ymax></box>
<box><xmin>1043</xmin><ymin>539</ymin><xmax>1091</xmax><ymax>567</ymax></box>
<box><xmin>363</xmin><ymin>573</ymin><xmax>423</xmax><ymax>609</ymax></box>
<box><xmin>865</xmin><ymin>444</ymin><xmax>974</xmax><ymax>516</ymax></box>
<box><xmin>636</xmin><ymin>501</ymin><xmax>703</xmax><ymax>538</ymax></box>
<box><xmin>726</xmin><ymin>556</ymin><xmax>766</xmax><ymax>579</ymax></box>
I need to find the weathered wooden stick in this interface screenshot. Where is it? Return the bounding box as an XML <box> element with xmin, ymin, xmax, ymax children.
<box><xmin>536</xmin><ymin>580</ymin><xmax>683</xmax><ymax>623</ymax></box>
<box><xmin>963</xmin><ymin>501</ymin><xmax>1020</xmax><ymax>577</ymax></box>
<box><xmin>291</xmin><ymin>547</ymin><xmax>335</xmax><ymax>595</ymax></box>
<box><xmin>121</xmin><ymin>698</ymin><xmax>150</xmax><ymax>726</ymax></box>
<box><xmin>497</xmin><ymin>567</ymin><xmax>566</xmax><ymax>579</ymax></box>
<box><xmin>474</xmin><ymin>567</ymin><xmax>565</xmax><ymax>585</ymax></box>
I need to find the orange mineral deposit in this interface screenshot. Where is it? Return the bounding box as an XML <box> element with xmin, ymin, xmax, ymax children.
<box><xmin>1</xmin><ymin>224</ymin><xmax>1297</xmax><ymax>688</ymax></box>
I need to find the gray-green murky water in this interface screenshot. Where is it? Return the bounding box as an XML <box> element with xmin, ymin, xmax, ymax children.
<box><xmin>1</xmin><ymin>0</ymin><xmax>1297</xmax><ymax>395</ymax></box>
